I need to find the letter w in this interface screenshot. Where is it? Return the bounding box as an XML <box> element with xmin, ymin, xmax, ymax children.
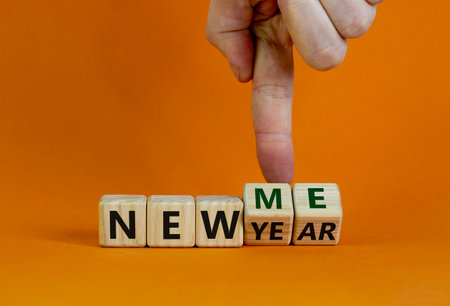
<box><xmin>201</xmin><ymin>211</ymin><xmax>240</xmax><ymax>239</ymax></box>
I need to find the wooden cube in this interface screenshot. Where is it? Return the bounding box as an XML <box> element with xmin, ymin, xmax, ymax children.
<box><xmin>147</xmin><ymin>195</ymin><xmax>195</xmax><ymax>247</ymax></box>
<box><xmin>196</xmin><ymin>196</ymin><xmax>243</xmax><ymax>247</ymax></box>
<box><xmin>292</xmin><ymin>183</ymin><xmax>342</xmax><ymax>245</ymax></box>
<box><xmin>99</xmin><ymin>195</ymin><xmax>147</xmax><ymax>247</ymax></box>
<box><xmin>243</xmin><ymin>183</ymin><xmax>294</xmax><ymax>245</ymax></box>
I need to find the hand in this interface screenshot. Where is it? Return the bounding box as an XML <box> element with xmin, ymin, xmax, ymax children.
<box><xmin>206</xmin><ymin>0</ymin><xmax>382</xmax><ymax>183</ymax></box>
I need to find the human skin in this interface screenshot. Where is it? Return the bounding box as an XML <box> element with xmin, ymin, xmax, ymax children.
<box><xmin>206</xmin><ymin>0</ymin><xmax>383</xmax><ymax>183</ymax></box>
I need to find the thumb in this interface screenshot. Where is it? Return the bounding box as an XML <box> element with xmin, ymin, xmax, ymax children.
<box><xmin>206</xmin><ymin>0</ymin><xmax>254</xmax><ymax>82</ymax></box>
<box><xmin>251</xmin><ymin>17</ymin><xmax>294</xmax><ymax>183</ymax></box>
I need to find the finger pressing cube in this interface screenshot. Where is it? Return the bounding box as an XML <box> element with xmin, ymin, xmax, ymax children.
<box><xmin>243</xmin><ymin>183</ymin><xmax>294</xmax><ymax>245</ymax></box>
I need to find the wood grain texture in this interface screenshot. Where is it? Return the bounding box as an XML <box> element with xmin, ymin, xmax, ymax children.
<box><xmin>147</xmin><ymin>195</ymin><xmax>195</xmax><ymax>247</ymax></box>
<box><xmin>99</xmin><ymin>195</ymin><xmax>147</xmax><ymax>247</ymax></box>
<box><xmin>243</xmin><ymin>183</ymin><xmax>294</xmax><ymax>245</ymax></box>
<box><xmin>292</xmin><ymin>183</ymin><xmax>342</xmax><ymax>245</ymax></box>
<box><xmin>195</xmin><ymin>195</ymin><xmax>243</xmax><ymax>247</ymax></box>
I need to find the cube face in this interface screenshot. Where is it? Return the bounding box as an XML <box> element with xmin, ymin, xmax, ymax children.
<box><xmin>196</xmin><ymin>196</ymin><xmax>243</xmax><ymax>247</ymax></box>
<box><xmin>243</xmin><ymin>184</ymin><xmax>294</xmax><ymax>245</ymax></box>
<box><xmin>99</xmin><ymin>195</ymin><xmax>147</xmax><ymax>247</ymax></box>
<box><xmin>147</xmin><ymin>195</ymin><xmax>195</xmax><ymax>247</ymax></box>
<box><xmin>292</xmin><ymin>183</ymin><xmax>342</xmax><ymax>245</ymax></box>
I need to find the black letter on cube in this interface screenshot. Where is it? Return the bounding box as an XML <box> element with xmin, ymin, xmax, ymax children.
<box><xmin>110</xmin><ymin>211</ymin><xmax>135</xmax><ymax>239</ymax></box>
<box><xmin>164</xmin><ymin>211</ymin><xmax>181</xmax><ymax>239</ymax></box>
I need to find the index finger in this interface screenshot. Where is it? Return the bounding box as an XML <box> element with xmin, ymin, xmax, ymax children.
<box><xmin>251</xmin><ymin>17</ymin><xmax>294</xmax><ymax>183</ymax></box>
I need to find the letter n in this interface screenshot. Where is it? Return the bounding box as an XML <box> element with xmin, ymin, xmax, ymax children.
<box><xmin>110</xmin><ymin>211</ymin><xmax>136</xmax><ymax>239</ymax></box>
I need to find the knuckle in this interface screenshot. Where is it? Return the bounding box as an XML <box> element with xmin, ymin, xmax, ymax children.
<box><xmin>252</xmin><ymin>83</ymin><xmax>292</xmax><ymax>100</ymax></box>
<box><xmin>308</xmin><ymin>42</ymin><xmax>347</xmax><ymax>71</ymax></box>
<box><xmin>339</xmin><ymin>10</ymin><xmax>375</xmax><ymax>39</ymax></box>
<box><xmin>277</xmin><ymin>0</ymin><xmax>294</xmax><ymax>7</ymax></box>
<box><xmin>278</xmin><ymin>0</ymin><xmax>306</xmax><ymax>13</ymax></box>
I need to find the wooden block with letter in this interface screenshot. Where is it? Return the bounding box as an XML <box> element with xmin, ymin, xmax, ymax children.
<box><xmin>196</xmin><ymin>195</ymin><xmax>243</xmax><ymax>247</ymax></box>
<box><xmin>147</xmin><ymin>195</ymin><xmax>195</xmax><ymax>247</ymax></box>
<box><xmin>243</xmin><ymin>183</ymin><xmax>294</xmax><ymax>245</ymax></box>
<box><xmin>99</xmin><ymin>195</ymin><xmax>147</xmax><ymax>247</ymax></box>
<box><xmin>292</xmin><ymin>183</ymin><xmax>342</xmax><ymax>245</ymax></box>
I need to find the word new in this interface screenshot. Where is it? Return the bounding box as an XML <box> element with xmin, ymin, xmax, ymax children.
<box><xmin>99</xmin><ymin>183</ymin><xmax>343</xmax><ymax>247</ymax></box>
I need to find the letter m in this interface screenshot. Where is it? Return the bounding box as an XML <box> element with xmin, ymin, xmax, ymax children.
<box><xmin>255</xmin><ymin>188</ymin><xmax>282</xmax><ymax>209</ymax></box>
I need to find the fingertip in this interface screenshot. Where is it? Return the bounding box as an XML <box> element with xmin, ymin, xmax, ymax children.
<box><xmin>256</xmin><ymin>134</ymin><xmax>294</xmax><ymax>184</ymax></box>
<box><xmin>229</xmin><ymin>59</ymin><xmax>253</xmax><ymax>83</ymax></box>
<box><xmin>237</xmin><ymin>70</ymin><xmax>253</xmax><ymax>83</ymax></box>
<box><xmin>236</xmin><ymin>70</ymin><xmax>253</xmax><ymax>83</ymax></box>
<box><xmin>264</xmin><ymin>169</ymin><xmax>293</xmax><ymax>184</ymax></box>
<box><xmin>366</xmin><ymin>0</ymin><xmax>384</xmax><ymax>4</ymax></box>
<box><xmin>303</xmin><ymin>42</ymin><xmax>347</xmax><ymax>71</ymax></box>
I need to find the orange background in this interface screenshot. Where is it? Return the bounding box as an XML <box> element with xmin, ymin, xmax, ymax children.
<box><xmin>1</xmin><ymin>1</ymin><xmax>449</xmax><ymax>305</ymax></box>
